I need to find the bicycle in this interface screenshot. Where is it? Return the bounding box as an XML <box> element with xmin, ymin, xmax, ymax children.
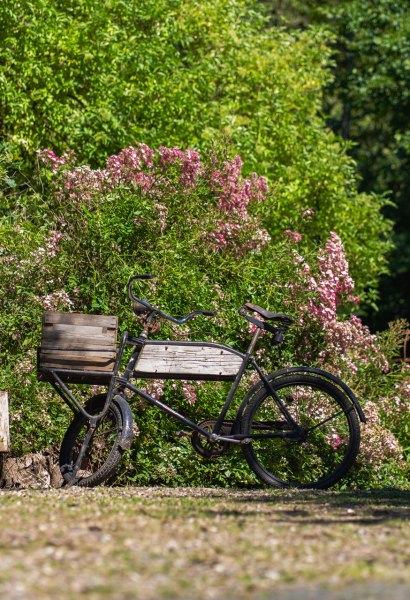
<box><xmin>38</xmin><ymin>274</ymin><xmax>366</xmax><ymax>489</ymax></box>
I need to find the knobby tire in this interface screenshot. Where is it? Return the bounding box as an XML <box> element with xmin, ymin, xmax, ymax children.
<box><xmin>59</xmin><ymin>394</ymin><xmax>124</xmax><ymax>488</ymax></box>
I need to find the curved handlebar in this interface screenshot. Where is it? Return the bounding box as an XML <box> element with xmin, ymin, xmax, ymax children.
<box><xmin>127</xmin><ymin>275</ymin><xmax>216</xmax><ymax>324</ymax></box>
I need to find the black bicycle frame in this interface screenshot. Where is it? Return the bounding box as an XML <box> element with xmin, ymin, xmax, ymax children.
<box><xmin>109</xmin><ymin>327</ymin><xmax>302</xmax><ymax>444</ymax></box>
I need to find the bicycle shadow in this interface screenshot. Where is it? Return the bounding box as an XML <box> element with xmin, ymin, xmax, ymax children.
<box><xmin>196</xmin><ymin>488</ymin><xmax>410</xmax><ymax>526</ymax></box>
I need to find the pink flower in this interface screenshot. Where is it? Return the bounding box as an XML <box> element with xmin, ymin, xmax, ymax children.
<box><xmin>284</xmin><ymin>230</ymin><xmax>302</xmax><ymax>243</ymax></box>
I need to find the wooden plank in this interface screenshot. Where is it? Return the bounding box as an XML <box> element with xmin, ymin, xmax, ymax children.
<box><xmin>43</xmin><ymin>312</ymin><xmax>118</xmax><ymax>329</ymax></box>
<box><xmin>135</xmin><ymin>344</ymin><xmax>242</xmax><ymax>377</ymax></box>
<box><xmin>43</xmin><ymin>324</ymin><xmax>108</xmax><ymax>335</ymax></box>
<box><xmin>41</xmin><ymin>332</ymin><xmax>116</xmax><ymax>350</ymax></box>
<box><xmin>39</xmin><ymin>349</ymin><xmax>116</xmax><ymax>371</ymax></box>
<box><xmin>37</xmin><ymin>370</ymin><xmax>113</xmax><ymax>384</ymax></box>
<box><xmin>39</xmin><ymin>349</ymin><xmax>116</xmax><ymax>360</ymax></box>
<box><xmin>0</xmin><ymin>392</ymin><xmax>9</xmax><ymax>452</ymax></box>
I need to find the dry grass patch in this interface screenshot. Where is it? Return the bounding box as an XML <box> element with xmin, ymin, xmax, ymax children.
<box><xmin>0</xmin><ymin>487</ymin><xmax>409</xmax><ymax>599</ymax></box>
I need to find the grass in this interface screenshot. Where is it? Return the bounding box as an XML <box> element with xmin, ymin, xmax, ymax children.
<box><xmin>0</xmin><ymin>487</ymin><xmax>409</xmax><ymax>599</ymax></box>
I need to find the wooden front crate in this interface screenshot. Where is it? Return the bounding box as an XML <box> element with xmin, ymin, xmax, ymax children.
<box><xmin>37</xmin><ymin>312</ymin><xmax>118</xmax><ymax>384</ymax></box>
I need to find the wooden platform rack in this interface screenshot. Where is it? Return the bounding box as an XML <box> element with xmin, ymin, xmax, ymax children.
<box><xmin>37</xmin><ymin>312</ymin><xmax>118</xmax><ymax>384</ymax></box>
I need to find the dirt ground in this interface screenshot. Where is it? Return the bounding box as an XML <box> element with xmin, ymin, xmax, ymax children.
<box><xmin>0</xmin><ymin>486</ymin><xmax>409</xmax><ymax>599</ymax></box>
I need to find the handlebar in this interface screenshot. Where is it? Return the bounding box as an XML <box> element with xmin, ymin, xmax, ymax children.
<box><xmin>127</xmin><ymin>275</ymin><xmax>216</xmax><ymax>324</ymax></box>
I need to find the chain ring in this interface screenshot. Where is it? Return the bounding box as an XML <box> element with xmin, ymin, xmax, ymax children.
<box><xmin>191</xmin><ymin>419</ymin><xmax>232</xmax><ymax>459</ymax></box>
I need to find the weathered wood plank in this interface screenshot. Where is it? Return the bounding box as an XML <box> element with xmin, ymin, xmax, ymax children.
<box><xmin>39</xmin><ymin>349</ymin><xmax>116</xmax><ymax>371</ymax></box>
<box><xmin>43</xmin><ymin>324</ymin><xmax>109</xmax><ymax>335</ymax></box>
<box><xmin>135</xmin><ymin>344</ymin><xmax>242</xmax><ymax>377</ymax></box>
<box><xmin>43</xmin><ymin>312</ymin><xmax>118</xmax><ymax>329</ymax></box>
<box><xmin>0</xmin><ymin>392</ymin><xmax>10</xmax><ymax>452</ymax></box>
<box><xmin>41</xmin><ymin>332</ymin><xmax>116</xmax><ymax>349</ymax></box>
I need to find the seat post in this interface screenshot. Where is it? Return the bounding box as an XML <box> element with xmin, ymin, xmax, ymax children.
<box><xmin>247</xmin><ymin>328</ymin><xmax>262</xmax><ymax>354</ymax></box>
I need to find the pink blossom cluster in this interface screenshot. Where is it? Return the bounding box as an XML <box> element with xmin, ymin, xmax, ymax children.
<box><xmin>142</xmin><ymin>379</ymin><xmax>165</xmax><ymax>400</ymax></box>
<box><xmin>37</xmin><ymin>149</ymin><xmax>73</xmax><ymax>173</ymax></box>
<box><xmin>359</xmin><ymin>401</ymin><xmax>404</xmax><ymax>470</ymax></box>
<box><xmin>181</xmin><ymin>382</ymin><xmax>197</xmax><ymax>405</ymax></box>
<box><xmin>171</xmin><ymin>381</ymin><xmax>199</xmax><ymax>405</ymax></box>
<box><xmin>319</xmin><ymin>317</ymin><xmax>389</xmax><ymax>373</ymax></box>
<box><xmin>61</xmin><ymin>166</ymin><xmax>108</xmax><ymax>203</ymax></box>
<box><xmin>158</xmin><ymin>146</ymin><xmax>201</xmax><ymax>188</ymax></box>
<box><xmin>210</xmin><ymin>156</ymin><xmax>270</xmax><ymax>253</ymax></box>
<box><xmin>284</xmin><ymin>229</ymin><xmax>302</xmax><ymax>243</ymax></box>
<box><xmin>39</xmin><ymin>289</ymin><xmax>73</xmax><ymax>310</ymax></box>
<box><xmin>106</xmin><ymin>145</ymin><xmax>156</xmax><ymax>192</ymax></box>
<box><xmin>106</xmin><ymin>144</ymin><xmax>155</xmax><ymax>185</ymax></box>
<box><xmin>294</xmin><ymin>232</ymin><xmax>388</xmax><ymax>373</ymax></box>
<box><xmin>302</xmin><ymin>208</ymin><xmax>315</xmax><ymax>220</ymax></box>
<box><xmin>39</xmin><ymin>144</ymin><xmax>202</xmax><ymax>207</ymax></box>
<box><xmin>326</xmin><ymin>428</ymin><xmax>344</xmax><ymax>450</ymax></box>
<box><xmin>44</xmin><ymin>230</ymin><xmax>63</xmax><ymax>257</ymax></box>
<box><xmin>39</xmin><ymin>145</ymin><xmax>270</xmax><ymax>257</ymax></box>
<box><xmin>379</xmin><ymin>376</ymin><xmax>410</xmax><ymax>418</ymax></box>
<box><xmin>311</xmin><ymin>232</ymin><xmax>356</xmax><ymax>316</ymax></box>
<box><xmin>155</xmin><ymin>203</ymin><xmax>169</xmax><ymax>233</ymax></box>
<box><xmin>211</xmin><ymin>156</ymin><xmax>268</xmax><ymax>217</ymax></box>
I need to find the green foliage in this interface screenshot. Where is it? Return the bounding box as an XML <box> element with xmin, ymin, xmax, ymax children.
<box><xmin>0</xmin><ymin>142</ymin><xmax>408</xmax><ymax>488</ymax></box>
<box><xmin>267</xmin><ymin>0</ymin><xmax>410</xmax><ymax>325</ymax></box>
<box><xmin>0</xmin><ymin>144</ymin><xmax>302</xmax><ymax>459</ymax></box>
<box><xmin>0</xmin><ymin>0</ymin><xmax>392</xmax><ymax>296</ymax></box>
<box><xmin>0</xmin><ymin>0</ymin><xmax>406</xmax><ymax>488</ymax></box>
<box><xmin>321</xmin><ymin>0</ymin><xmax>410</xmax><ymax>325</ymax></box>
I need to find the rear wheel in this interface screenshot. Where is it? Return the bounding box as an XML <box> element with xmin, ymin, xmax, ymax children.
<box><xmin>241</xmin><ymin>375</ymin><xmax>361</xmax><ymax>489</ymax></box>
<box><xmin>60</xmin><ymin>394</ymin><xmax>123</xmax><ymax>488</ymax></box>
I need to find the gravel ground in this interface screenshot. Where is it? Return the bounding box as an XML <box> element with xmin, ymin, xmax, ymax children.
<box><xmin>0</xmin><ymin>486</ymin><xmax>409</xmax><ymax>599</ymax></box>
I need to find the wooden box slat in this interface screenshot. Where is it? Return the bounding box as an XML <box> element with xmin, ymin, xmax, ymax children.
<box><xmin>38</xmin><ymin>311</ymin><xmax>118</xmax><ymax>383</ymax></box>
<box><xmin>41</xmin><ymin>332</ymin><xmax>116</xmax><ymax>350</ymax></box>
<box><xmin>134</xmin><ymin>343</ymin><xmax>243</xmax><ymax>380</ymax></box>
<box><xmin>43</xmin><ymin>312</ymin><xmax>117</xmax><ymax>328</ymax></box>
<box><xmin>39</xmin><ymin>349</ymin><xmax>116</xmax><ymax>370</ymax></box>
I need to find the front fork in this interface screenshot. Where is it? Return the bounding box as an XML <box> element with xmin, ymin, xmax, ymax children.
<box><xmin>62</xmin><ymin>417</ymin><xmax>99</xmax><ymax>487</ymax></box>
<box><xmin>62</xmin><ymin>332</ymin><xmax>139</xmax><ymax>486</ymax></box>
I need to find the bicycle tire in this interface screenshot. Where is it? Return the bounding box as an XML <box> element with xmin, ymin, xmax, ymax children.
<box><xmin>241</xmin><ymin>374</ymin><xmax>361</xmax><ymax>489</ymax></box>
<box><xmin>59</xmin><ymin>394</ymin><xmax>123</xmax><ymax>488</ymax></box>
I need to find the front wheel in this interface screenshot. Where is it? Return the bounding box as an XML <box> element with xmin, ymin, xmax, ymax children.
<box><xmin>59</xmin><ymin>394</ymin><xmax>124</xmax><ymax>488</ymax></box>
<box><xmin>241</xmin><ymin>375</ymin><xmax>361</xmax><ymax>489</ymax></box>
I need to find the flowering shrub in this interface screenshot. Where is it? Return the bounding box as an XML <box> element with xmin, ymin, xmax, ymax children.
<box><xmin>286</xmin><ymin>232</ymin><xmax>389</xmax><ymax>375</ymax></box>
<box><xmin>37</xmin><ymin>144</ymin><xmax>270</xmax><ymax>258</ymax></box>
<box><xmin>280</xmin><ymin>233</ymin><xmax>410</xmax><ymax>480</ymax></box>
<box><xmin>209</xmin><ymin>155</ymin><xmax>270</xmax><ymax>254</ymax></box>
<box><xmin>0</xmin><ymin>143</ymin><xmax>408</xmax><ymax>487</ymax></box>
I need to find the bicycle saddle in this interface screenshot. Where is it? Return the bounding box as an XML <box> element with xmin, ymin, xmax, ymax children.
<box><xmin>244</xmin><ymin>303</ymin><xmax>294</xmax><ymax>324</ymax></box>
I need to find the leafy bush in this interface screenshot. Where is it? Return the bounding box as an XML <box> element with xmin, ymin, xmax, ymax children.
<box><xmin>0</xmin><ymin>143</ymin><xmax>408</xmax><ymax>487</ymax></box>
<box><xmin>0</xmin><ymin>0</ymin><xmax>392</xmax><ymax>298</ymax></box>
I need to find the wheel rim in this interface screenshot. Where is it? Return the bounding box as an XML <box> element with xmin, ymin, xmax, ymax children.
<box><xmin>247</xmin><ymin>380</ymin><xmax>356</xmax><ymax>487</ymax></box>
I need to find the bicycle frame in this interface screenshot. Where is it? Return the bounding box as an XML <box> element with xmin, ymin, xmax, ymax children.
<box><xmin>48</xmin><ymin>326</ymin><xmax>303</xmax><ymax>448</ymax></box>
